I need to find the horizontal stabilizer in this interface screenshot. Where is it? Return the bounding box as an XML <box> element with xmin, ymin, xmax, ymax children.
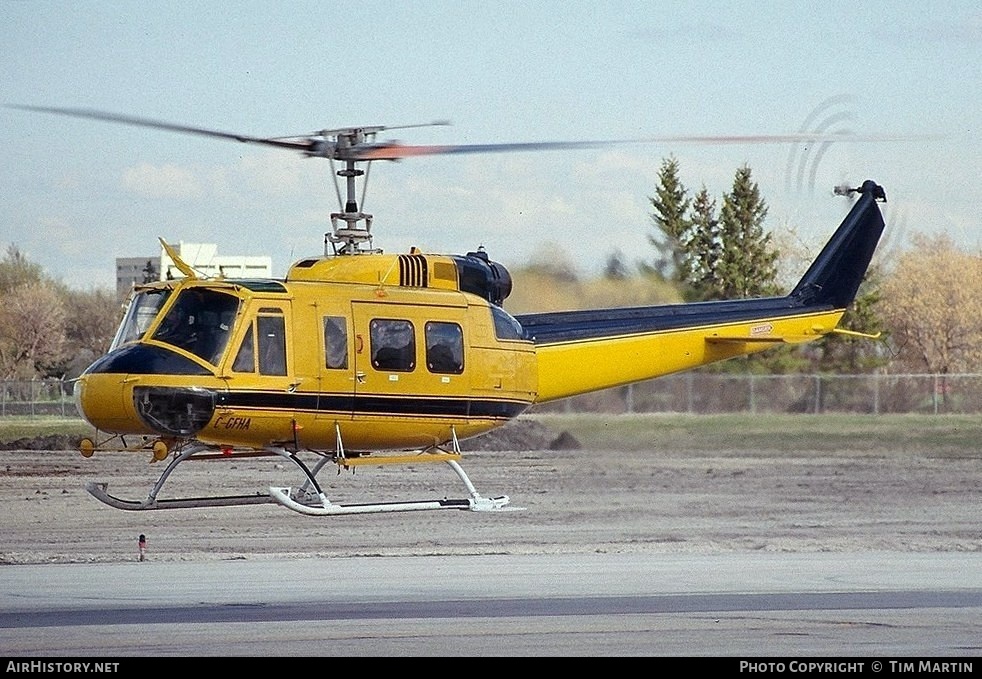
<box><xmin>705</xmin><ymin>334</ymin><xmax>815</xmax><ymax>345</ymax></box>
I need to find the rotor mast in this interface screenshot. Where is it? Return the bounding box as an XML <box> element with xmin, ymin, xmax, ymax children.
<box><xmin>325</xmin><ymin>128</ymin><xmax>378</xmax><ymax>256</ymax></box>
<box><xmin>326</xmin><ymin>157</ymin><xmax>376</xmax><ymax>256</ymax></box>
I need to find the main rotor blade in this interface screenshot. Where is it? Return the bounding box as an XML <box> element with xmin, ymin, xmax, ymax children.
<box><xmin>9</xmin><ymin>105</ymin><xmax>316</xmax><ymax>153</ymax></box>
<box><xmin>351</xmin><ymin>140</ymin><xmax>608</xmax><ymax>160</ymax></box>
<box><xmin>348</xmin><ymin>132</ymin><xmax>927</xmax><ymax>161</ymax></box>
<box><xmin>10</xmin><ymin>104</ymin><xmax>934</xmax><ymax>164</ymax></box>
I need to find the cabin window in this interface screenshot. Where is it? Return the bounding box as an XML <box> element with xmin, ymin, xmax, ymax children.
<box><xmin>370</xmin><ymin>319</ymin><xmax>415</xmax><ymax>372</ymax></box>
<box><xmin>490</xmin><ymin>305</ymin><xmax>525</xmax><ymax>341</ymax></box>
<box><xmin>111</xmin><ymin>288</ymin><xmax>172</xmax><ymax>350</ymax></box>
<box><xmin>323</xmin><ymin>316</ymin><xmax>348</xmax><ymax>370</ymax></box>
<box><xmin>151</xmin><ymin>288</ymin><xmax>240</xmax><ymax>365</ymax></box>
<box><xmin>257</xmin><ymin>314</ymin><xmax>287</xmax><ymax>376</ymax></box>
<box><xmin>425</xmin><ymin>321</ymin><xmax>464</xmax><ymax>374</ymax></box>
<box><xmin>231</xmin><ymin>321</ymin><xmax>255</xmax><ymax>372</ymax></box>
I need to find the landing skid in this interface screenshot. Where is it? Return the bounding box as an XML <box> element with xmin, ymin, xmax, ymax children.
<box><xmin>84</xmin><ymin>441</ymin><xmax>278</xmax><ymax>511</ymax></box>
<box><xmin>86</xmin><ymin>482</ymin><xmax>275</xmax><ymax>510</ymax></box>
<box><xmin>83</xmin><ymin>431</ymin><xmax>517</xmax><ymax>516</ymax></box>
<box><xmin>268</xmin><ymin>459</ymin><xmax>512</xmax><ymax>516</ymax></box>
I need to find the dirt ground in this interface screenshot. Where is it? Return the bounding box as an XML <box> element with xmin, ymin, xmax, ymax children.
<box><xmin>1</xmin><ymin>419</ymin><xmax>980</xmax><ymax>564</ymax></box>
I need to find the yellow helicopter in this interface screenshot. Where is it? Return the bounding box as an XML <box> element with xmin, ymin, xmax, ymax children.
<box><xmin>15</xmin><ymin>106</ymin><xmax>886</xmax><ymax>516</ymax></box>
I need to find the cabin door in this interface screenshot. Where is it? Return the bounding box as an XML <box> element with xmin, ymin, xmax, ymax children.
<box><xmin>351</xmin><ymin>301</ymin><xmax>469</xmax><ymax>402</ymax></box>
<box><xmin>350</xmin><ymin>302</ymin><xmax>419</xmax><ymax>402</ymax></box>
<box><xmin>220</xmin><ymin>301</ymin><xmax>298</xmax><ymax>444</ymax></box>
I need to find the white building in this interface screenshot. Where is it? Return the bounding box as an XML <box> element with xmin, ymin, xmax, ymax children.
<box><xmin>116</xmin><ymin>242</ymin><xmax>273</xmax><ymax>299</ymax></box>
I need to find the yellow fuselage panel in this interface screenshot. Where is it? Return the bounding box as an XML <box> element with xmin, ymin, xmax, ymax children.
<box><xmin>533</xmin><ymin>310</ymin><xmax>844</xmax><ymax>403</ymax></box>
<box><xmin>254</xmin><ymin>275</ymin><xmax>536</xmax><ymax>444</ymax></box>
<box><xmin>75</xmin><ymin>372</ymin><xmax>148</xmax><ymax>435</ymax></box>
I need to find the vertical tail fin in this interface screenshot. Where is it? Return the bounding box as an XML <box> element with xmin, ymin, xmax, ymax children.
<box><xmin>789</xmin><ymin>180</ymin><xmax>886</xmax><ymax>308</ymax></box>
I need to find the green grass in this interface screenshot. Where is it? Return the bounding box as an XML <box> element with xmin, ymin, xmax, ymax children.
<box><xmin>530</xmin><ymin>412</ymin><xmax>982</xmax><ymax>457</ymax></box>
<box><xmin>0</xmin><ymin>417</ymin><xmax>94</xmax><ymax>441</ymax></box>
<box><xmin>3</xmin><ymin>413</ymin><xmax>979</xmax><ymax>458</ymax></box>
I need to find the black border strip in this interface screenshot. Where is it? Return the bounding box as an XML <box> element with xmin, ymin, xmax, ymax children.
<box><xmin>216</xmin><ymin>390</ymin><xmax>529</xmax><ymax>420</ymax></box>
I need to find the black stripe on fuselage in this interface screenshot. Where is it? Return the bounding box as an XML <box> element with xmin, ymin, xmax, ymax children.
<box><xmin>215</xmin><ymin>391</ymin><xmax>529</xmax><ymax>420</ymax></box>
<box><xmin>516</xmin><ymin>297</ymin><xmax>835</xmax><ymax>345</ymax></box>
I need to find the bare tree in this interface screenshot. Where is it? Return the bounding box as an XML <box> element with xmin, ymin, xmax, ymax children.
<box><xmin>0</xmin><ymin>245</ymin><xmax>44</xmax><ymax>293</ymax></box>
<box><xmin>880</xmin><ymin>233</ymin><xmax>982</xmax><ymax>376</ymax></box>
<box><xmin>0</xmin><ymin>282</ymin><xmax>68</xmax><ymax>379</ymax></box>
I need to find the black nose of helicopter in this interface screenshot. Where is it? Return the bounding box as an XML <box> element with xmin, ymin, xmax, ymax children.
<box><xmin>75</xmin><ymin>344</ymin><xmax>217</xmax><ymax>438</ymax></box>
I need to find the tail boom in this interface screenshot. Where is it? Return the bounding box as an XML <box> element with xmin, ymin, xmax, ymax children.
<box><xmin>520</xmin><ymin>180</ymin><xmax>886</xmax><ymax>403</ymax></box>
<box><xmin>530</xmin><ymin>307</ymin><xmax>845</xmax><ymax>403</ymax></box>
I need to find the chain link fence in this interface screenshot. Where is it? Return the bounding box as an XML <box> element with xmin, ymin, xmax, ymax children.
<box><xmin>1</xmin><ymin>374</ymin><xmax>980</xmax><ymax>418</ymax></box>
<box><xmin>0</xmin><ymin>380</ymin><xmax>77</xmax><ymax>417</ymax></box>
<box><xmin>532</xmin><ymin>373</ymin><xmax>982</xmax><ymax>416</ymax></box>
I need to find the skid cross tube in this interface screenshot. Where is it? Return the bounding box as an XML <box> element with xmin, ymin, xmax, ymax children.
<box><xmin>268</xmin><ymin>425</ymin><xmax>515</xmax><ymax>515</ymax></box>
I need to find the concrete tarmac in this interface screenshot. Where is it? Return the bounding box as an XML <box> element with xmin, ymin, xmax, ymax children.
<box><xmin>2</xmin><ymin>552</ymin><xmax>980</xmax><ymax>657</ymax></box>
<box><xmin>2</xmin><ymin>429</ymin><xmax>981</xmax><ymax>658</ymax></box>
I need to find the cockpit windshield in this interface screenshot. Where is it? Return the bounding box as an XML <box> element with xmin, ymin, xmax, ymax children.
<box><xmin>110</xmin><ymin>288</ymin><xmax>173</xmax><ymax>350</ymax></box>
<box><xmin>150</xmin><ymin>288</ymin><xmax>241</xmax><ymax>365</ymax></box>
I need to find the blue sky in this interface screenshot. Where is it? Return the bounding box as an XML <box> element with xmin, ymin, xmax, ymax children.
<box><xmin>1</xmin><ymin>1</ymin><xmax>979</xmax><ymax>290</ymax></box>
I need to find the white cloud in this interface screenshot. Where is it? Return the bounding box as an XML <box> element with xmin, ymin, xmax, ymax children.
<box><xmin>236</xmin><ymin>152</ymin><xmax>306</xmax><ymax>197</ymax></box>
<box><xmin>121</xmin><ymin>162</ymin><xmax>201</xmax><ymax>198</ymax></box>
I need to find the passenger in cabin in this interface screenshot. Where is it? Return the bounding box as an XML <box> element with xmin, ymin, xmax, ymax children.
<box><xmin>373</xmin><ymin>347</ymin><xmax>408</xmax><ymax>371</ymax></box>
<box><xmin>259</xmin><ymin>327</ymin><xmax>287</xmax><ymax>375</ymax></box>
<box><xmin>371</xmin><ymin>319</ymin><xmax>415</xmax><ymax>371</ymax></box>
<box><xmin>154</xmin><ymin>304</ymin><xmax>191</xmax><ymax>345</ymax></box>
<box><xmin>427</xmin><ymin>343</ymin><xmax>457</xmax><ymax>373</ymax></box>
<box><xmin>232</xmin><ymin>328</ymin><xmax>255</xmax><ymax>372</ymax></box>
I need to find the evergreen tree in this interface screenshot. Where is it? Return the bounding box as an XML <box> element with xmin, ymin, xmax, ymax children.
<box><xmin>712</xmin><ymin>165</ymin><xmax>780</xmax><ymax>300</ymax></box>
<box><xmin>647</xmin><ymin>156</ymin><xmax>690</xmax><ymax>283</ymax></box>
<box><xmin>685</xmin><ymin>186</ymin><xmax>721</xmax><ymax>301</ymax></box>
<box><xmin>695</xmin><ymin>167</ymin><xmax>791</xmax><ymax>374</ymax></box>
